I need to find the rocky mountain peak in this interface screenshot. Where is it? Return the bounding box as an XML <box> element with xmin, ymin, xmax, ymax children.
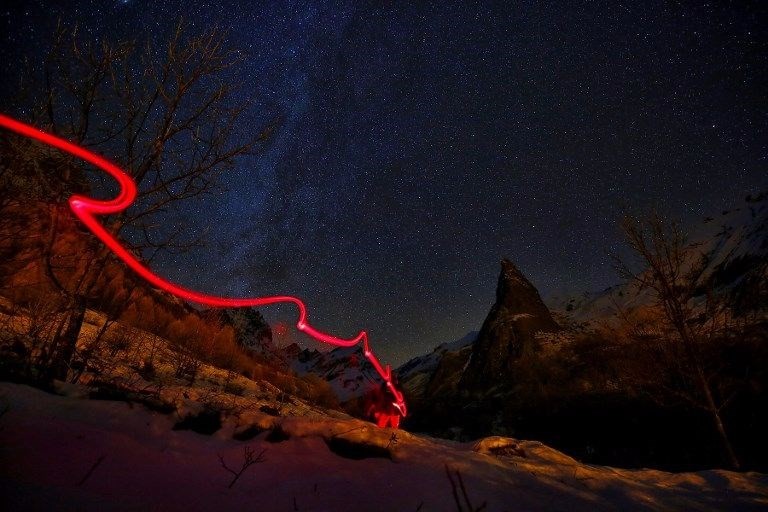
<box><xmin>460</xmin><ymin>259</ymin><xmax>560</xmax><ymax>391</ymax></box>
<box><xmin>496</xmin><ymin>259</ymin><xmax>549</xmax><ymax>312</ymax></box>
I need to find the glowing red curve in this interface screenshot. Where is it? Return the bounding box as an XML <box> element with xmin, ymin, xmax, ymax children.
<box><xmin>0</xmin><ymin>113</ymin><xmax>406</xmax><ymax>418</ymax></box>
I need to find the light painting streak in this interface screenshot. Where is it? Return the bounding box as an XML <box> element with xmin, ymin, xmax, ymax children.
<box><xmin>0</xmin><ymin>113</ymin><xmax>406</xmax><ymax>419</ymax></box>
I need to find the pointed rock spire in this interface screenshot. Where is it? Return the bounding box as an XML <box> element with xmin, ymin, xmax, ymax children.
<box><xmin>460</xmin><ymin>259</ymin><xmax>559</xmax><ymax>391</ymax></box>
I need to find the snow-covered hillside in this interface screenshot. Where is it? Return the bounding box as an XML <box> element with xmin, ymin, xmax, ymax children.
<box><xmin>284</xmin><ymin>344</ymin><xmax>382</xmax><ymax>402</ymax></box>
<box><xmin>552</xmin><ymin>193</ymin><xmax>768</xmax><ymax>326</ymax></box>
<box><xmin>396</xmin><ymin>332</ymin><xmax>476</xmax><ymax>400</ymax></box>
<box><xmin>695</xmin><ymin>192</ymin><xmax>768</xmax><ymax>287</ymax></box>
<box><xmin>397</xmin><ymin>332</ymin><xmax>477</xmax><ymax>382</ymax></box>
<box><xmin>286</xmin><ymin>332</ymin><xmax>479</xmax><ymax>405</ymax></box>
<box><xmin>2</xmin><ymin>382</ymin><xmax>766</xmax><ymax>511</ymax></box>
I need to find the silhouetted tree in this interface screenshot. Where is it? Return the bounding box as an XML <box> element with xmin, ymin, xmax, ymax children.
<box><xmin>1</xmin><ymin>19</ymin><xmax>273</xmax><ymax>382</ymax></box>
<box><xmin>615</xmin><ymin>212</ymin><xmax>741</xmax><ymax>469</ymax></box>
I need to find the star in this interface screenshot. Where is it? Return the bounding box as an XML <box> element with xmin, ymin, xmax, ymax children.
<box><xmin>0</xmin><ymin>1</ymin><xmax>765</xmax><ymax>364</ymax></box>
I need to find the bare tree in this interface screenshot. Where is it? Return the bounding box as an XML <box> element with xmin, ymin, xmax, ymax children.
<box><xmin>1</xmin><ymin>19</ymin><xmax>273</xmax><ymax>382</ymax></box>
<box><xmin>615</xmin><ymin>212</ymin><xmax>741</xmax><ymax>469</ymax></box>
<box><xmin>217</xmin><ymin>445</ymin><xmax>266</xmax><ymax>489</ymax></box>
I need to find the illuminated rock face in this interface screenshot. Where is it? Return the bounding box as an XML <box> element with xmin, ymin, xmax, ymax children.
<box><xmin>460</xmin><ymin>259</ymin><xmax>560</xmax><ymax>391</ymax></box>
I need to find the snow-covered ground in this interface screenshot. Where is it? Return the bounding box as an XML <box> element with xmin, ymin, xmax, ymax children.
<box><xmin>1</xmin><ymin>382</ymin><xmax>766</xmax><ymax>511</ymax></box>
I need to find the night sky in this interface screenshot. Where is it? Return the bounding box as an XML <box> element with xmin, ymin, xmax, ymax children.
<box><xmin>2</xmin><ymin>1</ymin><xmax>766</xmax><ymax>365</ymax></box>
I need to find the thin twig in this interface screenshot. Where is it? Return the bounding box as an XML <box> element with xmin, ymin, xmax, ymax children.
<box><xmin>444</xmin><ymin>464</ymin><xmax>487</xmax><ymax>512</ymax></box>
<box><xmin>445</xmin><ymin>464</ymin><xmax>463</xmax><ymax>512</ymax></box>
<box><xmin>77</xmin><ymin>454</ymin><xmax>106</xmax><ymax>486</ymax></box>
<box><xmin>218</xmin><ymin>445</ymin><xmax>266</xmax><ymax>489</ymax></box>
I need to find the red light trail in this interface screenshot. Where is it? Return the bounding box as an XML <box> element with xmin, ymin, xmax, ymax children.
<box><xmin>0</xmin><ymin>113</ymin><xmax>406</xmax><ymax>420</ymax></box>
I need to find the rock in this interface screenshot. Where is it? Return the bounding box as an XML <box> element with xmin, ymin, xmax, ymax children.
<box><xmin>473</xmin><ymin>436</ymin><xmax>527</xmax><ymax>458</ymax></box>
<box><xmin>460</xmin><ymin>259</ymin><xmax>560</xmax><ymax>391</ymax></box>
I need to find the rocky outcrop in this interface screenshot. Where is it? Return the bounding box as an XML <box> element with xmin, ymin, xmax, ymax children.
<box><xmin>460</xmin><ymin>259</ymin><xmax>560</xmax><ymax>391</ymax></box>
<box><xmin>222</xmin><ymin>307</ymin><xmax>273</xmax><ymax>353</ymax></box>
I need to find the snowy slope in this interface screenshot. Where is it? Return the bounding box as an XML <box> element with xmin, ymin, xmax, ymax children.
<box><xmin>552</xmin><ymin>193</ymin><xmax>768</xmax><ymax>326</ymax></box>
<box><xmin>695</xmin><ymin>193</ymin><xmax>768</xmax><ymax>287</ymax></box>
<box><xmin>395</xmin><ymin>332</ymin><xmax>476</xmax><ymax>400</ymax></box>
<box><xmin>284</xmin><ymin>344</ymin><xmax>382</xmax><ymax>402</ymax></box>
<box><xmin>397</xmin><ymin>331</ymin><xmax>477</xmax><ymax>382</ymax></box>
<box><xmin>1</xmin><ymin>382</ymin><xmax>766</xmax><ymax>511</ymax></box>
<box><xmin>286</xmin><ymin>331</ymin><xmax>480</xmax><ymax>404</ymax></box>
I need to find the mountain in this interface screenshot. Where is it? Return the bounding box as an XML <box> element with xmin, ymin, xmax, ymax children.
<box><xmin>698</xmin><ymin>192</ymin><xmax>768</xmax><ymax>313</ymax></box>
<box><xmin>283</xmin><ymin>332</ymin><xmax>480</xmax><ymax>407</ymax></box>
<box><xmin>397</xmin><ymin>331</ymin><xmax>476</xmax><ymax>403</ymax></box>
<box><xmin>552</xmin><ymin>192</ymin><xmax>768</xmax><ymax>326</ymax></box>
<box><xmin>460</xmin><ymin>259</ymin><xmax>561</xmax><ymax>391</ymax></box>
<box><xmin>221</xmin><ymin>307</ymin><xmax>278</xmax><ymax>362</ymax></box>
<box><xmin>396</xmin><ymin>259</ymin><xmax>563</xmax><ymax>429</ymax></box>
<box><xmin>282</xmin><ymin>344</ymin><xmax>381</xmax><ymax>402</ymax></box>
<box><xmin>395</xmin><ymin>193</ymin><xmax>768</xmax><ymax>469</ymax></box>
<box><xmin>282</xmin><ymin>331</ymin><xmax>480</xmax><ymax>409</ymax></box>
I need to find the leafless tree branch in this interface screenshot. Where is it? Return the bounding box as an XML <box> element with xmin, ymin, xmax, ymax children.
<box><xmin>217</xmin><ymin>445</ymin><xmax>266</xmax><ymax>489</ymax></box>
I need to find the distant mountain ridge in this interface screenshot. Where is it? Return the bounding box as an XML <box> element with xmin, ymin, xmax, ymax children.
<box><xmin>397</xmin><ymin>331</ymin><xmax>477</xmax><ymax>403</ymax></box>
<box><xmin>552</xmin><ymin>192</ymin><xmax>768</xmax><ymax>326</ymax></box>
<box><xmin>393</xmin><ymin>192</ymin><xmax>768</xmax><ymax>444</ymax></box>
<box><xmin>287</xmin><ymin>193</ymin><xmax>768</xmax><ymax>419</ymax></box>
<box><xmin>281</xmin><ymin>343</ymin><xmax>382</xmax><ymax>402</ymax></box>
<box><xmin>398</xmin><ymin>331</ymin><xmax>477</xmax><ymax>382</ymax></box>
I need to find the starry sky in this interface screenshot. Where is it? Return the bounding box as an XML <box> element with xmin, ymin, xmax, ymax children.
<box><xmin>1</xmin><ymin>1</ymin><xmax>766</xmax><ymax>365</ymax></box>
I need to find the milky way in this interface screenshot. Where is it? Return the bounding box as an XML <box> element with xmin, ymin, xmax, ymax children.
<box><xmin>1</xmin><ymin>1</ymin><xmax>766</xmax><ymax>364</ymax></box>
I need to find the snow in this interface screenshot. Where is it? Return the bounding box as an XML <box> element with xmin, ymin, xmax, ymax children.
<box><xmin>1</xmin><ymin>382</ymin><xmax>767</xmax><ymax>511</ymax></box>
<box><xmin>285</xmin><ymin>344</ymin><xmax>381</xmax><ymax>402</ymax></box>
<box><xmin>510</xmin><ymin>313</ymin><xmax>534</xmax><ymax>321</ymax></box>
<box><xmin>288</xmin><ymin>331</ymin><xmax>479</xmax><ymax>404</ymax></box>
<box><xmin>397</xmin><ymin>331</ymin><xmax>477</xmax><ymax>382</ymax></box>
<box><xmin>549</xmin><ymin>194</ymin><xmax>768</xmax><ymax>327</ymax></box>
<box><xmin>694</xmin><ymin>195</ymin><xmax>768</xmax><ymax>284</ymax></box>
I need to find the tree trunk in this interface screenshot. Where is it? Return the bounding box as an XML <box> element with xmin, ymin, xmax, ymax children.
<box><xmin>696</xmin><ymin>366</ymin><xmax>741</xmax><ymax>470</ymax></box>
<box><xmin>710</xmin><ymin>406</ymin><xmax>741</xmax><ymax>471</ymax></box>
<box><xmin>48</xmin><ymin>296</ymin><xmax>86</xmax><ymax>382</ymax></box>
<box><xmin>678</xmin><ymin>318</ymin><xmax>741</xmax><ymax>471</ymax></box>
<box><xmin>71</xmin><ymin>317</ymin><xmax>112</xmax><ymax>384</ymax></box>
